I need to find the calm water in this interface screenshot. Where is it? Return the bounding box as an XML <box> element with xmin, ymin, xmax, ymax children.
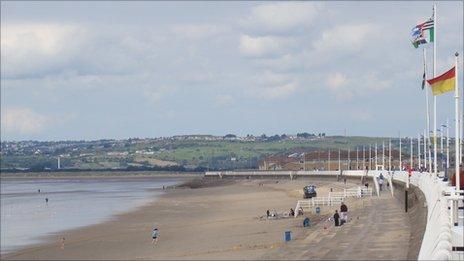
<box><xmin>0</xmin><ymin>177</ymin><xmax>182</xmax><ymax>254</ymax></box>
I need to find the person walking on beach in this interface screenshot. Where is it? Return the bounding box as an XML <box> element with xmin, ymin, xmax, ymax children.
<box><xmin>152</xmin><ymin>227</ymin><xmax>159</xmax><ymax>245</ymax></box>
<box><xmin>378</xmin><ymin>177</ymin><xmax>384</xmax><ymax>191</ymax></box>
<box><xmin>45</xmin><ymin>198</ymin><xmax>49</xmax><ymax>205</ymax></box>
<box><xmin>60</xmin><ymin>237</ymin><xmax>65</xmax><ymax>250</ymax></box>
<box><xmin>333</xmin><ymin>210</ymin><xmax>340</xmax><ymax>227</ymax></box>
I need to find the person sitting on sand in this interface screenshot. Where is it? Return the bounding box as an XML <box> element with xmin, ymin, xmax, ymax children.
<box><xmin>298</xmin><ymin>207</ymin><xmax>304</xmax><ymax>216</ymax></box>
<box><xmin>271</xmin><ymin>209</ymin><xmax>277</xmax><ymax>218</ymax></box>
<box><xmin>289</xmin><ymin>208</ymin><xmax>295</xmax><ymax>217</ymax></box>
<box><xmin>333</xmin><ymin>210</ymin><xmax>340</xmax><ymax>227</ymax></box>
<box><xmin>266</xmin><ymin>209</ymin><xmax>270</xmax><ymax>218</ymax></box>
<box><xmin>152</xmin><ymin>227</ymin><xmax>159</xmax><ymax>245</ymax></box>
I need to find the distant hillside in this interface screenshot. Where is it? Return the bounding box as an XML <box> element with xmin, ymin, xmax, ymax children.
<box><xmin>1</xmin><ymin>135</ymin><xmax>413</xmax><ymax>171</ymax></box>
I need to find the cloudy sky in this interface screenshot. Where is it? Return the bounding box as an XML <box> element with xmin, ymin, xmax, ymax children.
<box><xmin>1</xmin><ymin>1</ymin><xmax>463</xmax><ymax>141</ymax></box>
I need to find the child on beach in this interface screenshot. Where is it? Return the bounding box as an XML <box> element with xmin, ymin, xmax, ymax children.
<box><xmin>152</xmin><ymin>227</ymin><xmax>159</xmax><ymax>245</ymax></box>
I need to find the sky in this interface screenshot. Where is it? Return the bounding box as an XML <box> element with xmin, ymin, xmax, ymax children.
<box><xmin>1</xmin><ymin>1</ymin><xmax>463</xmax><ymax>141</ymax></box>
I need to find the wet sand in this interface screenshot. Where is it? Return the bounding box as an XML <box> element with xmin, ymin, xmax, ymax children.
<box><xmin>2</xmin><ymin>178</ymin><xmax>374</xmax><ymax>260</ymax></box>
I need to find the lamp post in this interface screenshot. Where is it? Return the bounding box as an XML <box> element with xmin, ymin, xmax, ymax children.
<box><xmin>363</xmin><ymin>146</ymin><xmax>366</xmax><ymax>170</ymax></box>
<box><xmin>389</xmin><ymin>139</ymin><xmax>392</xmax><ymax>171</ymax></box>
<box><xmin>418</xmin><ymin>134</ymin><xmax>421</xmax><ymax>170</ymax></box>
<box><xmin>382</xmin><ymin>141</ymin><xmax>385</xmax><ymax>167</ymax></box>
<box><xmin>369</xmin><ymin>145</ymin><xmax>372</xmax><ymax>170</ymax></box>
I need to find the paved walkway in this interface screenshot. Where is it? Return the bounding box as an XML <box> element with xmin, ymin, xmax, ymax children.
<box><xmin>264</xmin><ymin>191</ymin><xmax>411</xmax><ymax>260</ymax></box>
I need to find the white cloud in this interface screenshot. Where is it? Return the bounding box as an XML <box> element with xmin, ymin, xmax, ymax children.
<box><xmin>239</xmin><ymin>35</ymin><xmax>295</xmax><ymax>58</ymax></box>
<box><xmin>1</xmin><ymin>108</ymin><xmax>51</xmax><ymax>134</ymax></box>
<box><xmin>261</xmin><ymin>82</ymin><xmax>297</xmax><ymax>100</ymax></box>
<box><xmin>249</xmin><ymin>72</ymin><xmax>298</xmax><ymax>100</ymax></box>
<box><xmin>170</xmin><ymin>24</ymin><xmax>228</xmax><ymax>40</ymax></box>
<box><xmin>313</xmin><ymin>24</ymin><xmax>377</xmax><ymax>52</ymax></box>
<box><xmin>327</xmin><ymin>73</ymin><xmax>347</xmax><ymax>89</ymax></box>
<box><xmin>325</xmin><ymin>72</ymin><xmax>391</xmax><ymax>101</ymax></box>
<box><xmin>245</xmin><ymin>2</ymin><xmax>318</xmax><ymax>33</ymax></box>
<box><xmin>144</xmin><ymin>85</ymin><xmax>172</xmax><ymax>104</ymax></box>
<box><xmin>253</xmin><ymin>53</ymin><xmax>303</xmax><ymax>72</ymax></box>
<box><xmin>1</xmin><ymin>23</ymin><xmax>85</xmax><ymax>78</ymax></box>
<box><xmin>214</xmin><ymin>95</ymin><xmax>234</xmax><ymax>106</ymax></box>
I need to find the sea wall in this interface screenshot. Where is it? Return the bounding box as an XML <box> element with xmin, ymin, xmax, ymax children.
<box><xmin>391</xmin><ymin>180</ymin><xmax>428</xmax><ymax>260</ymax></box>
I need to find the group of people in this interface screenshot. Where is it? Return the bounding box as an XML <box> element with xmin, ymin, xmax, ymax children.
<box><xmin>265</xmin><ymin>208</ymin><xmax>299</xmax><ymax>219</ymax></box>
<box><xmin>333</xmin><ymin>202</ymin><xmax>348</xmax><ymax>227</ymax></box>
<box><xmin>266</xmin><ymin>209</ymin><xmax>278</xmax><ymax>218</ymax></box>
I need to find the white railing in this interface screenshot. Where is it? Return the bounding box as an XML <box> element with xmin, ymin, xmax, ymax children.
<box><xmin>295</xmin><ymin>196</ymin><xmax>345</xmax><ymax>217</ymax></box>
<box><xmin>328</xmin><ymin>187</ymin><xmax>373</xmax><ymax>198</ymax></box>
<box><xmin>382</xmin><ymin>171</ymin><xmax>461</xmax><ymax>260</ymax></box>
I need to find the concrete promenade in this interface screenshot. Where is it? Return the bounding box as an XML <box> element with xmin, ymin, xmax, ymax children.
<box><xmin>263</xmin><ymin>190</ymin><xmax>411</xmax><ymax>260</ymax></box>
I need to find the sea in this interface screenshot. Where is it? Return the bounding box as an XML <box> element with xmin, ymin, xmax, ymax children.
<box><xmin>0</xmin><ymin>177</ymin><xmax>183</xmax><ymax>254</ymax></box>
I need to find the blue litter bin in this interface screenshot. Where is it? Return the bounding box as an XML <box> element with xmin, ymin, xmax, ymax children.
<box><xmin>284</xmin><ymin>231</ymin><xmax>292</xmax><ymax>242</ymax></box>
<box><xmin>316</xmin><ymin>206</ymin><xmax>321</xmax><ymax>214</ymax></box>
<box><xmin>303</xmin><ymin>217</ymin><xmax>311</xmax><ymax>227</ymax></box>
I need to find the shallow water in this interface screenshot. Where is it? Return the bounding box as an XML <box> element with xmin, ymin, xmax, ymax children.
<box><xmin>0</xmin><ymin>177</ymin><xmax>181</xmax><ymax>254</ymax></box>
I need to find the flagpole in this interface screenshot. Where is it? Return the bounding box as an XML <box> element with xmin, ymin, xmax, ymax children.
<box><xmin>363</xmin><ymin>146</ymin><xmax>365</xmax><ymax>170</ymax></box>
<box><xmin>389</xmin><ymin>139</ymin><xmax>392</xmax><ymax>171</ymax></box>
<box><xmin>455</xmin><ymin>52</ymin><xmax>461</xmax><ymax>190</ymax></box>
<box><xmin>424</xmin><ymin>129</ymin><xmax>427</xmax><ymax>170</ymax></box>
<box><xmin>433</xmin><ymin>3</ymin><xmax>438</xmax><ymax>177</ymax></box>
<box><xmin>348</xmin><ymin>148</ymin><xmax>351</xmax><ymax>170</ymax></box>
<box><xmin>369</xmin><ymin>145</ymin><xmax>372</xmax><ymax>170</ymax></box>
<box><xmin>447</xmin><ymin>118</ymin><xmax>450</xmax><ymax>169</ymax></box>
<box><xmin>399</xmin><ymin>132</ymin><xmax>402</xmax><ymax>170</ymax></box>
<box><xmin>423</xmin><ymin>47</ymin><xmax>432</xmax><ymax>173</ymax></box>
<box><xmin>410</xmin><ymin>137</ymin><xmax>413</xmax><ymax>168</ymax></box>
<box><xmin>418</xmin><ymin>133</ymin><xmax>421</xmax><ymax>170</ymax></box>
<box><xmin>382</xmin><ymin>141</ymin><xmax>385</xmax><ymax>167</ymax></box>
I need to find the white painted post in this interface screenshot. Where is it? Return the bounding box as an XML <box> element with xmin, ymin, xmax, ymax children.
<box><xmin>369</xmin><ymin>145</ymin><xmax>372</xmax><ymax>170</ymax></box>
<box><xmin>410</xmin><ymin>137</ymin><xmax>413</xmax><ymax>168</ymax></box>
<box><xmin>382</xmin><ymin>141</ymin><xmax>385</xmax><ymax>168</ymax></box>
<box><xmin>328</xmin><ymin>149</ymin><xmax>331</xmax><ymax>171</ymax></box>
<box><xmin>389</xmin><ymin>140</ymin><xmax>392</xmax><ymax>171</ymax></box>
<box><xmin>424</xmin><ymin>129</ymin><xmax>428</xmax><ymax>171</ymax></box>
<box><xmin>433</xmin><ymin>4</ymin><xmax>438</xmax><ymax>178</ymax></box>
<box><xmin>418</xmin><ymin>134</ymin><xmax>421</xmax><ymax>170</ymax></box>
<box><xmin>363</xmin><ymin>146</ymin><xmax>366</xmax><ymax>170</ymax></box>
<box><xmin>447</xmin><ymin>118</ymin><xmax>450</xmax><ymax>169</ymax></box>
<box><xmin>348</xmin><ymin>148</ymin><xmax>351</xmax><ymax>170</ymax></box>
<box><xmin>399</xmin><ymin>132</ymin><xmax>402</xmax><ymax>170</ymax></box>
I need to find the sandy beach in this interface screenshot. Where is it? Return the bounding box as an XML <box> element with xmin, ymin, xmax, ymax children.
<box><xmin>2</xmin><ymin>176</ymin><xmax>378</xmax><ymax>260</ymax></box>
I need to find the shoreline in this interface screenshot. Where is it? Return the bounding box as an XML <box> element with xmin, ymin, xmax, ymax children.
<box><xmin>3</xmin><ymin>178</ymin><xmax>366</xmax><ymax>260</ymax></box>
<box><xmin>0</xmin><ymin>171</ymin><xmax>203</xmax><ymax>180</ymax></box>
<box><xmin>1</xmin><ymin>176</ymin><xmax>195</xmax><ymax>257</ymax></box>
<box><xmin>3</xmin><ymin>177</ymin><xmax>418</xmax><ymax>260</ymax></box>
